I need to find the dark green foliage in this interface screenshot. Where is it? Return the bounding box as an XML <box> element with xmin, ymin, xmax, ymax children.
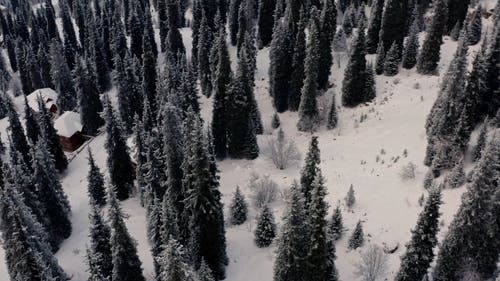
<box><xmin>379</xmin><ymin>0</ymin><xmax>406</xmax><ymax>53</ymax></box>
<box><xmin>254</xmin><ymin>205</ymin><xmax>277</xmax><ymax>247</ymax></box>
<box><xmin>317</xmin><ymin>0</ymin><xmax>337</xmax><ymax>90</ymax></box>
<box><xmin>23</xmin><ymin>95</ymin><xmax>39</xmax><ymax>145</ymax></box>
<box><xmin>60</xmin><ymin>2</ymin><xmax>79</xmax><ymax>69</ymax></box>
<box><xmin>365</xmin><ymin>63</ymin><xmax>376</xmax><ymax>102</ymax></box>
<box><xmin>383</xmin><ymin>42</ymin><xmax>401</xmax><ymax>76</ymax></box>
<box><xmin>395</xmin><ymin>188</ymin><xmax>442</xmax><ymax>281</ymax></box>
<box><xmin>366</xmin><ymin>0</ymin><xmax>384</xmax><ymax>54</ymax></box>
<box><xmin>446</xmin><ymin>0</ymin><xmax>469</xmax><ymax>35</ymax></box>
<box><xmin>444</xmin><ymin>159</ymin><xmax>465</xmax><ymax>189</ymax></box>
<box><xmin>472</xmin><ymin>120</ymin><xmax>487</xmax><ymax>161</ymax></box>
<box><xmin>113</xmin><ymin>54</ymin><xmax>135</xmax><ymax>133</ymax></box>
<box><xmin>157</xmin><ymin>239</ymin><xmax>197</xmax><ymax>281</ymax></box>
<box><xmin>348</xmin><ymin>220</ymin><xmax>364</xmax><ymax>249</ymax></box>
<box><xmin>229</xmin><ymin>186</ymin><xmax>248</xmax><ymax>225</ymax></box>
<box><xmin>402</xmin><ymin>12</ymin><xmax>420</xmax><ymax>69</ymax></box>
<box><xmin>108</xmin><ymin>187</ymin><xmax>146</xmax><ymax>281</ymax></box>
<box><xmin>288</xmin><ymin>9</ymin><xmax>306</xmax><ymax>111</ymax></box>
<box><xmin>329</xmin><ymin>205</ymin><xmax>343</xmax><ymax>241</ymax></box>
<box><xmin>87</xmin><ymin>199</ymin><xmax>113</xmax><ymax>281</ymax></box>
<box><xmin>271</xmin><ymin>112</ymin><xmax>281</xmax><ymax>129</ymax></box>
<box><xmin>141</xmin><ymin>36</ymin><xmax>158</xmax><ymax>117</ymax></box>
<box><xmin>257</xmin><ymin>0</ymin><xmax>276</xmax><ymax>47</ymax></box>
<box><xmin>198</xmin><ymin>12</ymin><xmax>214</xmax><ymax>98</ymax></box>
<box><xmin>104</xmin><ymin>96</ymin><xmax>134</xmax><ymax>201</ymax></box>
<box><xmin>7</xmin><ymin>100</ymin><xmax>31</xmax><ymax>165</ymax></box>
<box><xmin>416</xmin><ymin>0</ymin><xmax>448</xmax><ymax>75</ymax></box>
<box><xmin>85</xmin><ymin>9</ymin><xmax>111</xmax><ymax>93</ymax></box>
<box><xmin>327</xmin><ymin>93</ymin><xmax>338</xmax><ymax>130</ymax></box>
<box><xmin>375</xmin><ymin>41</ymin><xmax>385</xmax><ymax>75</ymax></box>
<box><xmin>482</xmin><ymin>16</ymin><xmax>500</xmax><ymax>118</ymax></box>
<box><xmin>300</xmin><ymin>137</ymin><xmax>321</xmax><ymax>208</ymax></box>
<box><xmin>87</xmin><ymin>149</ymin><xmax>106</xmax><ymax>207</ymax></box>
<box><xmin>128</xmin><ymin>1</ymin><xmax>144</xmax><ymax>62</ymax></box>
<box><xmin>467</xmin><ymin>7</ymin><xmax>482</xmax><ymax>46</ymax></box>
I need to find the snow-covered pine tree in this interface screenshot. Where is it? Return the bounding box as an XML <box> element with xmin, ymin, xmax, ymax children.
<box><xmin>257</xmin><ymin>0</ymin><xmax>276</xmax><ymax>48</ymax></box>
<box><xmin>273</xmin><ymin>181</ymin><xmax>310</xmax><ymax>281</ymax></box>
<box><xmin>329</xmin><ymin>205</ymin><xmax>343</xmax><ymax>241</ymax></box>
<box><xmin>254</xmin><ymin>205</ymin><xmax>277</xmax><ymax>247</ymax></box>
<box><xmin>416</xmin><ymin>0</ymin><xmax>448</xmax><ymax>75</ymax></box>
<box><xmin>198</xmin><ymin>12</ymin><xmax>214</xmax><ymax>98</ymax></box>
<box><xmin>288</xmin><ymin>8</ymin><xmax>306</xmax><ymax>112</ymax></box>
<box><xmin>342</xmin><ymin>20</ymin><xmax>369</xmax><ymax>107</ymax></box>
<box><xmin>366</xmin><ymin>0</ymin><xmax>384</xmax><ymax>54</ymax></box>
<box><xmin>345</xmin><ymin>184</ymin><xmax>356</xmax><ymax>208</ymax></box>
<box><xmin>384</xmin><ymin>41</ymin><xmax>401</xmax><ymax>76</ymax></box>
<box><xmin>342</xmin><ymin>4</ymin><xmax>354</xmax><ymax>36</ymax></box>
<box><xmin>229</xmin><ymin>186</ymin><xmax>248</xmax><ymax>225</ymax></box>
<box><xmin>60</xmin><ymin>1</ymin><xmax>78</xmax><ymax>69</ymax></box>
<box><xmin>300</xmin><ymin>136</ymin><xmax>321</xmax><ymax>209</ymax></box>
<box><xmin>472</xmin><ymin>120</ymin><xmax>487</xmax><ymax>161</ymax></box>
<box><xmin>143</xmin><ymin>131</ymin><xmax>167</xmax><ymax>209</ymax></box>
<box><xmin>157</xmin><ymin>239</ymin><xmax>198</xmax><ymax>281</ymax></box>
<box><xmin>49</xmin><ymin>40</ymin><xmax>77</xmax><ymax>112</ymax></box>
<box><xmin>297</xmin><ymin>14</ymin><xmax>321</xmax><ymax>132</ymax></box>
<box><xmin>327</xmin><ymin>92</ymin><xmax>338</xmax><ymax>130</ymax></box>
<box><xmin>333</xmin><ymin>27</ymin><xmax>348</xmax><ymax>53</ymax></box>
<box><xmin>74</xmin><ymin>57</ymin><xmax>104</xmax><ymax>136</ymax></box>
<box><xmin>482</xmin><ymin>15</ymin><xmax>499</xmax><ymax>118</ymax></box>
<box><xmin>395</xmin><ymin>188</ymin><xmax>442</xmax><ymax>281</ymax></box>
<box><xmin>103</xmin><ymin>95</ymin><xmax>134</xmax><ymax>201</ymax></box>
<box><xmin>37</xmin><ymin>96</ymin><xmax>68</xmax><ymax>172</ymax></box>
<box><xmin>378</xmin><ymin>0</ymin><xmax>406</xmax><ymax>55</ymax></box>
<box><xmin>444</xmin><ymin>159</ymin><xmax>465</xmax><ymax>189</ymax></box>
<box><xmin>32</xmin><ymin>138</ymin><xmax>72</xmax><ymax>251</ymax></box>
<box><xmin>87</xmin><ymin>149</ymin><xmax>107</xmax><ymax>207</ymax></box>
<box><xmin>374</xmin><ymin>41</ymin><xmax>385</xmax><ymax>75</ymax></box>
<box><xmin>446</xmin><ymin>0</ymin><xmax>469</xmax><ymax>35</ymax></box>
<box><xmin>141</xmin><ymin>34</ymin><xmax>158</xmax><ymax>117</ymax></box>
<box><xmin>85</xmin><ymin>8</ymin><xmax>111</xmax><ymax>93</ymax></box>
<box><xmin>87</xmin><ymin>198</ymin><xmax>113</xmax><ymax>281</ymax></box>
<box><xmin>113</xmin><ymin>55</ymin><xmax>134</xmax><ymax>133</ymax></box>
<box><xmin>317</xmin><ymin>0</ymin><xmax>337</xmax><ymax>90</ymax></box>
<box><xmin>364</xmin><ymin>62</ymin><xmax>377</xmax><ymax>102</ymax></box>
<box><xmin>402</xmin><ymin>10</ymin><xmax>420</xmax><ymax>69</ymax></box>
<box><xmin>271</xmin><ymin>112</ymin><xmax>281</xmax><ymax>129</ymax></box>
<box><xmin>467</xmin><ymin>7</ymin><xmax>482</xmax><ymax>46</ymax></box>
<box><xmin>128</xmin><ymin>1</ymin><xmax>144</xmax><ymax>62</ymax></box>
<box><xmin>23</xmin><ymin>95</ymin><xmax>40</xmax><ymax>145</ymax></box>
<box><xmin>229</xmin><ymin>0</ymin><xmax>242</xmax><ymax>46</ymax></box>
<box><xmin>433</xmin><ymin>139</ymin><xmax>500</xmax><ymax>281</ymax></box>
<box><xmin>348</xmin><ymin>220</ymin><xmax>364</xmax><ymax>249</ymax></box>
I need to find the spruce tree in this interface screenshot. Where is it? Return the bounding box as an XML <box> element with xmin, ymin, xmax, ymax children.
<box><xmin>103</xmin><ymin>96</ymin><xmax>134</xmax><ymax>201</ymax></box>
<box><xmin>365</xmin><ymin>62</ymin><xmax>377</xmax><ymax>102</ymax></box>
<box><xmin>254</xmin><ymin>205</ymin><xmax>277</xmax><ymax>247</ymax></box>
<box><xmin>446</xmin><ymin>0</ymin><xmax>469</xmax><ymax>35</ymax></box>
<box><xmin>50</xmin><ymin>40</ymin><xmax>77</xmax><ymax>112</ymax></box>
<box><xmin>273</xmin><ymin>182</ymin><xmax>310</xmax><ymax>281</ymax></box>
<box><xmin>444</xmin><ymin>159</ymin><xmax>465</xmax><ymax>189</ymax></box>
<box><xmin>379</xmin><ymin>0</ymin><xmax>406</xmax><ymax>53</ymax></box>
<box><xmin>297</xmin><ymin>17</ymin><xmax>320</xmax><ymax>132</ymax></box>
<box><xmin>108</xmin><ymin>186</ymin><xmax>146</xmax><ymax>281</ymax></box>
<box><xmin>300</xmin><ymin>137</ymin><xmax>321</xmax><ymax>208</ymax></box>
<box><xmin>257</xmin><ymin>0</ymin><xmax>276</xmax><ymax>47</ymax></box>
<box><xmin>333</xmin><ymin>27</ymin><xmax>348</xmax><ymax>53</ymax></box>
<box><xmin>60</xmin><ymin>1</ymin><xmax>79</xmax><ymax>69</ymax></box>
<box><xmin>6</xmin><ymin>100</ymin><xmax>31</xmax><ymax>165</ymax></box>
<box><xmin>467</xmin><ymin>7</ymin><xmax>482</xmax><ymax>46</ymax></box>
<box><xmin>433</xmin><ymin>139</ymin><xmax>500</xmax><ymax>281</ymax></box>
<box><xmin>472</xmin><ymin>120</ymin><xmax>487</xmax><ymax>161</ymax></box>
<box><xmin>402</xmin><ymin>12</ymin><xmax>420</xmax><ymax>69</ymax></box>
<box><xmin>157</xmin><ymin>239</ymin><xmax>198</xmax><ymax>281</ymax></box>
<box><xmin>113</xmin><ymin>55</ymin><xmax>134</xmax><ymax>133</ymax></box>
<box><xmin>87</xmin><ymin>149</ymin><xmax>107</xmax><ymax>207</ymax></box>
<box><xmin>317</xmin><ymin>0</ymin><xmax>337</xmax><ymax>90</ymax></box>
<box><xmin>348</xmin><ymin>220</ymin><xmax>364</xmax><ymax>249</ymax></box>
<box><xmin>87</xmin><ymin>199</ymin><xmax>113</xmax><ymax>281</ymax></box>
<box><xmin>383</xmin><ymin>41</ymin><xmax>401</xmax><ymax>76</ymax></box>
<box><xmin>395</xmin><ymin>188</ymin><xmax>442</xmax><ymax>281</ymax></box>
<box><xmin>342</xmin><ymin>21</ymin><xmax>369</xmax><ymax>107</ymax></box>
<box><xmin>23</xmin><ymin>95</ymin><xmax>40</xmax><ymax>145</ymax></box>
<box><xmin>329</xmin><ymin>205</ymin><xmax>343</xmax><ymax>241</ymax></box>
<box><xmin>230</xmin><ymin>186</ymin><xmax>248</xmax><ymax>225</ymax></box>
<box><xmin>198</xmin><ymin>12</ymin><xmax>214</xmax><ymax>98</ymax></box>
<box><xmin>128</xmin><ymin>1</ymin><xmax>144</xmax><ymax>62</ymax></box>
<box><xmin>271</xmin><ymin>112</ymin><xmax>281</xmax><ymax>129</ymax></box>
<box><xmin>342</xmin><ymin>5</ymin><xmax>354</xmax><ymax>37</ymax></box>
<box><xmin>375</xmin><ymin>41</ymin><xmax>385</xmax><ymax>75</ymax></box>
<box><xmin>482</xmin><ymin>15</ymin><xmax>499</xmax><ymax>117</ymax></box>
<box><xmin>366</xmin><ymin>0</ymin><xmax>384</xmax><ymax>54</ymax></box>
<box><xmin>141</xmin><ymin>35</ymin><xmax>158</xmax><ymax>116</ymax></box>
<box><xmin>288</xmin><ymin>8</ymin><xmax>306</xmax><ymax>111</ymax></box>
<box><xmin>416</xmin><ymin>0</ymin><xmax>448</xmax><ymax>75</ymax></box>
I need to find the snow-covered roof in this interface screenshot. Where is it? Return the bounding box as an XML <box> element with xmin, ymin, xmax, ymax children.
<box><xmin>27</xmin><ymin>88</ymin><xmax>58</xmax><ymax>112</ymax></box>
<box><xmin>54</xmin><ymin>111</ymin><xmax>82</xmax><ymax>138</ymax></box>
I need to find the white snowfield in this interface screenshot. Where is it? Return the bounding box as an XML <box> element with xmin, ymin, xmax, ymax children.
<box><xmin>0</xmin><ymin>1</ymin><xmax>497</xmax><ymax>280</ymax></box>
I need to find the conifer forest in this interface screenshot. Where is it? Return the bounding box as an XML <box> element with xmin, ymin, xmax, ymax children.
<box><xmin>0</xmin><ymin>0</ymin><xmax>498</xmax><ymax>280</ymax></box>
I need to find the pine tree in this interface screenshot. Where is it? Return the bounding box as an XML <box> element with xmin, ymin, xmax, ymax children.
<box><xmin>379</xmin><ymin>0</ymin><xmax>406</xmax><ymax>53</ymax></box>
<box><xmin>141</xmin><ymin>35</ymin><xmax>158</xmax><ymax>117</ymax></box>
<box><xmin>288</xmin><ymin>8</ymin><xmax>306</xmax><ymax>111</ymax></box>
<box><xmin>365</xmin><ymin>62</ymin><xmax>376</xmax><ymax>101</ymax></box>
<box><xmin>7</xmin><ymin>100</ymin><xmax>31</xmax><ymax>165</ymax></box>
<box><xmin>345</xmin><ymin>184</ymin><xmax>356</xmax><ymax>208</ymax></box>
<box><xmin>230</xmin><ymin>186</ymin><xmax>248</xmax><ymax>225</ymax></box>
<box><xmin>375</xmin><ymin>41</ymin><xmax>385</xmax><ymax>75</ymax></box>
<box><xmin>87</xmin><ymin>199</ymin><xmax>113</xmax><ymax>281</ymax></box>
<box><xmin>433</xmin><ymin>139</ymin><xmax>500</xmax><ymax>281</ymax></box>
<box><xmin>342</xmin><ymin>5</ymin><xmax>354</xmax><ymax>37</ymax></box>
<box><xmin>271</xmin><ymin>112</ymin><xmax>281</xmax><ymax>129</ymax></box>
<box><xmin>472</xmin><ymin>120</ymin><xmax>487</xmax><ymax>161</ymax></box>
<box><xmin>383</xmin><ymin>41</ymin><xmax>401</xmax><ymax>76</ymax></box>
<box><xmin>444</xmin><ymin>159</ymin><xmax>465</xmax><ymax>189</ymax></box>
<box><xmin>86</xmin><ymin>9</ymin><xmax>111</xmax><ymax>93</ymax></box>
<box><xmin>128</xmin><ymin>1</ymin><xmax>144</xmax><ymax>62</ymax></box>
<box><xmin>366</xmin><ymin>0</ymin><xmax>385</xmax><ymax>54</ymax></box>
<box><xmin>50</xmin><ymin>40</ymin><xmax>77</xmax><ymax>112</ymax></box>
<box><xmin>60</xmin><ymin>1</ymin><xmax>79</xmax><ymax>69</ymax></box>
<box><xmin>333</xmin><ymin>27</ymin><xmax>348</xmax><ymax>52</ymax></box>
<box><xmin>467</xmin><ymin>7</ymin><xmax>482</xmax><ymax>46</ymax></box>
<box><xmin>23</xmin><ymin>95</ymin><xmax>40</xmax><ymax>145</ymax></box>
<box><xmin>32</xmin><ymin>139</ymin><xmax>72</xmax><ymax>251</ymax></box>
<box><xmin>395</xmin><ymin>188</ymin><xmax>442</xmax><ymax>281</ymax></box>
<box><xmin>329</xmin><ymin>205</ymin><xmax>343</xmax><ymax>241</ymax></box>
<box><xmin>254</xmin><ymin>205</ymin><xmax>277</xmax><ymax>247</ymax></box>
<box><xmin>416</xmin><ymin>0</ymin><xmax>448</xmax><ymax>75</ymax></box>
<box><xmin>157</xmin><ymin>239</ymin><xmax>198</xmax><ymax>281</ymax></box>
<box><xmin>482</xmin><ymin>15</ymin><xmax>500</xmax><ymax>117</ymax></box>
<box><xmin>87</xmin><ymin>149</ymin><xmax>106</xmax><ymax>207</ymax></box>
<box><xmin>257</xmin><ymin>0</ymin><xmax>276</xmax><ymax>47</ymax></box>
<box><xmin>103</xmin><ymin>96</ymin><xmax>134</xmax><ymax>201</ymax></box>
<box><xmin>113</xmin><ymin>55</ymin><xmax>134</xmax><ymax>133</ymax></box>
<box><xmin>74</xmin><ymin>58</ymin><xmax>104</xmax><ymax>136</ymax></box>
<box><xmin>273</xmin><ymin>182</ymin><xmax>310</xmax><ymax>281</ymax></box>
<box><xmin>450</xmin><ymin>22</ymin><xmax>461</xmax><ymax>41</ymax></box>
<box><xmin>300</xmin><ymin>136</ymin><xmax>321</xmax><ymax>209</ymax></box>
<box><xmin>402</xmin><ymin>11</ymin><xmax>420</xmax><ymax>69</ymax></box>
<box><xmin>297</xmin><ymin>16</ymin><xmax>320</xmax><ymax>132</ymax></box>
<box><xmin>198</xmin><ymin>12</ymin><xmax>214</xmax><ymax>98</ymax></box>
<box><xmin>108</xmin><ymin>186</ymin><xmax>146</xmax><ymax>281</ymax></box>
<box><xmin>342</xmin><ymin>21</ymin><xmax>369</xmax><ymax>107</ymax></box>
<box><xmin>317</xmin><ymin>0</ymin><xmax>337</xmax><ymax>90</ymax></box>
<box><xmin>348</xmin><ymin>220</ymin><xmax>364</xmax><ymax>249</ymax></box>
<box><xmin>446</xmin><ymin>0</ymin><xmax>469</xmax><ymax>35</ymax></box>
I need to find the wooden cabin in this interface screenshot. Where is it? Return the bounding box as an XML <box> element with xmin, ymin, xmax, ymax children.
<box><xmin>54</xmin><ymin>111</ymin><xmax>84</xmax><ymax>152</ymax></box>
<box><xmin>27</xmin><ymin>88</ymin><xmax>59</xmax><ymax>116</ymax></box>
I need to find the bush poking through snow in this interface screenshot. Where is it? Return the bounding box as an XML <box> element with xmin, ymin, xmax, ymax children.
<box><xmin>268</xmin><ymin>128</ymin><xmax>301</xmax><ymax>170</ymax></box>
<box><xmin>354</xmin><ymin>244</ymin><xmax>388</xmax><ymax>281</ymax></box>
<box><xmin>229</xmin><ymin>186</ymin><xmax>248</xmax><ymax>225</ymax></box>
<box><xmin>345</xmin><ymin>185</ymin><xmax>356</xmax><ymax>208</ymax></box>
<box><xmin>248</xmin><ymin>173</ymin><xmax>279</xmax><ymax>209</ymax></box>
<box><xmin>254</xmin><ymin>205</ymin><xmax>277</xmax><ymax>248</ymax></box>
<box><xmin>399</xmin><ymin>162</ymin><xmax>417</xmax><ymax>180</ymax></box>
<box><xmin>348</xmin><ymin>220</ymin><xmax>364</xmax><ymax>250</ymax></box>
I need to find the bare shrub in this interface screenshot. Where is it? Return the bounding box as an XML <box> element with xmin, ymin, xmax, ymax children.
<box><xmin>248</xmin><ymin>173</ymin><xmax>279</xmax><ymax>209</ymax></box>
<box><xmin>354</xmin><ymin>244</ymin><xmax>388</xmax><ymax>281</ymax></box>
<box><xmin>399</xmin><ymin>162</ymin><xmax>417</xmax><ymax>180</ymax></box>
<box><xmin>268</xmin><ymin>129</ymin><xmax>301</xmax><ymax>170</ymax></box>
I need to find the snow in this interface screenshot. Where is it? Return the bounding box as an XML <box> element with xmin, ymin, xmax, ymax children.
<box><xmin>27</xmin><ymin>88</ymin><xmax>59</xmax><ymax>113</ymax></box>
<box><xmin>54</xmin><ymin>111</ymin><xmax>83</xmax><ymax>138</ymax></box>
<box><xmin>0</xmin><ymin>2</ymin><xmax>497</xmax><ymax>280</ymax></box>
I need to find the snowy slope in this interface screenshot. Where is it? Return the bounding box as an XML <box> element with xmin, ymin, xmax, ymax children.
<box><xmin>0</xmin><ymin>3</ymin><xmax>497</xmax><ymax>280</ymax></box>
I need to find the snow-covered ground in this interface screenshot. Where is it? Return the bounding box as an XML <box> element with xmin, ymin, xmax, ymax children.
<box><xmin>0</xmin><ymin>2</ymin><xmax>497</xmax><ymax>280</ymax></box>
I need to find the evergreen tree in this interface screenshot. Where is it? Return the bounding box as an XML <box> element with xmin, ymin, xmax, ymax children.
<box><xmin>87</xmin><ymin>149</ymin><xmax>107</xmax><ymax>207</ymax></box>
<box><xmin>103</xmin><ymin>96</ymin><xmax>134</xmax><ymax>201</ymax></box>
<box><xmin>345</xmin><ymin>184</ymin><xmax>356</xmax><ymax>208</ymax></box>
<box><xmin>38</xmin><ymin>46</ymin><xmax>54</xmax><ymax>89</ymax></box>
<box><xmin>60</xmin><ymin>1</ymin><xmax>79</xmax><ymax>69</ymax></box>
<box><xmin>416</xmin><ymin>0</ymin><xmax>448</xmax><ymax>75</ymax></box>
<box><xmin>326</xmin><ymin>92</ymin><xmax>338</xmax><ymax>130</ymax></box>
<box><xmin>348</xmin><ymin>220</ymin><xmax>364</xmax><ymax>249</ymax></box>
<box><xmin>157</xmin><ymin>239</ymin><xmax>198</xmax><ymax>281</ymax></box>
<box><xmin>300</xmin><ymin>137</ymin><xmax>321</xmax><ymax>208</ymax></box>
<box><xmin>450</xmin><ymin>22</ymin><xmax>461</xmax><ymax>41</ymax></box>
<box><xmin>229</xmin><ymin>0</ymin><xmax>242</xmax><ymax>46</ymax></box>
<box><xmin>74</xmin><ymin>58</ymin><xmax>104</xmax><ymax>136</ymax></box>
<box><xmin>229</xmin><ymin>186</ymin><xmax>248</xmax><ymax>225</ymax></box>
<box><xmin>444</xmin><ymin>159</ymin><xmax>465</xmax><ymax>189</ymax></box>
<box><xmin>86</xmin><ymin>8</ymin><xmax>111</xmax><ymax>93</ymax></box>
<box><xmin>288</xmin><ymin>9</ymin><xmax>306</xmax><ymax>112</ymax></box>
<box><xmin>433</xmin><ymin>139</ymin><xmax>500</xmax><ymax>281</ymax></box>
<box><xmin>342</xmin><ymin>22</ymin><xmax>369</xmax><ymax>107</ymax></box>
<box><xmin>198</xmin><ymin>12</ymin><xmax>214</xmax><ymax>98</ymax></box>
<box><xmin>333</xmin><ymin>27</ymin><xmax>348</xmax><ymax>53</ymax></box>
<box><xmin>482</xmin><ymin>15</ymin><xmax>500</xmax><ymax>117</ymax></box>
<box><xmin>113</xmin><ymin>55</ymin><xmax>134</xmax><ymax>133</ymax></box>
<box><xmin>7</xmin><ymin>100</ymin><xmax>31</xmax><ymax>165</ymax></box>
<box><xmin>87</xmin><ymin>199</ymin><xmax>113</xmax><ymax>281</ymax></box>
<box><xmin>297</xmin><ymin>17</ymin><xmax>320</xmax><ymax>132</ymax></box>
<box><xmin>271</xmin><ymin>112</ymin><xmax>281</xmax><ymax>129</ymax></box>
<box><xmin>273</xmin><ymin>182</ymin><xmax>310</xmax><ymax>281</ymax></box>
<box><xmin>383</xmin><ymin>41</ymin><xmax>401</xmax><ymax>76</ymax></box>
<box><xmin>128</xmin><ymin>1</ymin><xmax>144</xmax><ymax>62</ymax></box>
<box><xmin>366</xmin><ymin>0</ymin><xmax>384</xmax><ymax>54</ymax></box>
<box><xmin>379</xmin><ymin>0</ymin><xmax>406</xmax><ymax>53</ymax></box>
<box><xmin>50</xmin><ymin>40</ymin><xmax>77</xmax><ymax>112</ymax></box>
<box><xmin>254</xmin><ymin>205</ymin><xmax>277</xmax><ymax>247</ymax></box>
<box><xmin>329</xmin><ymin>205</ymin><xmax>343</xmax><ymax>241</ymax></box>
<box><xmin>375</xmin><ymin>41</ymin><xmax>385</xmax><ymax>75</ymax></box>
<box><xmin>23</xmin><ymin>95</ymin><xmax>40</xmax><ymax>145</ymax></box>
<box><xmin>365</xmin><ymin>62</ymin><xmax>376</xmax><ymax>102</ymax></box>
<box><xmin>342</xmin><ymin>5</ymin><xmax>354</xmax><ymax>37</ymax></box>
<box><xmin>402</xmin><ymin>12</ymin><xmax>420</xmax><ymax>69</ymax></box>
<box><xmin>26</xmin><ymin>46</ymin><xmax>44</xmax><ymax>91</ymax></box>
<box><xmin>108</xmin><ymin>186</ymin><xmax>146</xmax><ymax>281</ymax></box>
<box><xmin>141</xmin><ymin>36</ymin><xmax>158</xmax><ymax>117</ymax></box>
<box><xmin>472</xmin><ymin>120</ymin><xmax>487</xmax><ymax>161</ymax></box>
<box><xmin>257</xmin><ymin>0</ymin><xmax>276</xmax><ymax>47</ymax></box>
<box><xmin>317</xmin><ymin>0</ymin><xmax>337</xmax><ymax>90</ymax></box>
<box><xmin>446</xmin><ymin>0</ymin><xmax>469</xmax><ymax>35</ymax></box>
<box><xmin>467</xmin><ymin>7</ymin><xmax>482</xmax><ymax>46</ymax></box>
